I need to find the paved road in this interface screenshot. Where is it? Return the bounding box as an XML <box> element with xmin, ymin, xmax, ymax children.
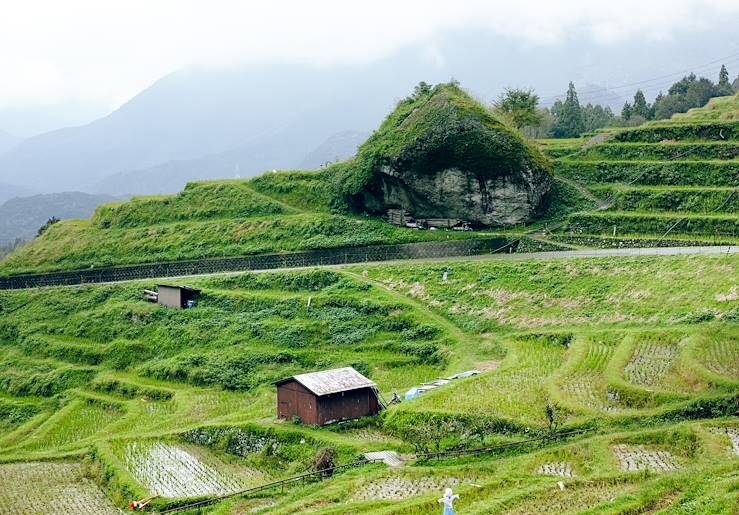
<box><xmin>76</xmin><ymin>245</ymin><xmax>735</xmax><ymax>287</ymax></box>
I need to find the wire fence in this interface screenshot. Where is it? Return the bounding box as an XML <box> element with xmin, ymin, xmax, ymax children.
<box><xmin>415</xmin><ymin>429</ymin><xmax>592</xmax><ymax>461</ymax></box>
<box><xmin>0</xmin><ymin>237</ymin><xmax>512</xmax><ymax>290</ymax></box>
<box><xmin>158</xmin><ymin>457</ymin><xmax>382</xmax><ymax>513</ymax></box>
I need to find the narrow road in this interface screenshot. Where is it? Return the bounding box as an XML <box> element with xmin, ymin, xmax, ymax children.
<box><xmin>3</xmin><ymin>245</ymin><xmax>734</xmax><ymax>290</ymax></box>
<box><xmin>79</xmin><ymin>245</ymin><xmax>739</xmax><ymax>285</ymax></box>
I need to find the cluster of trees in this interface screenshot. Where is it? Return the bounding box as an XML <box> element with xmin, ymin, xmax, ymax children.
<box><xmin>493</xmin><ymin>65</ymin><xmax>737</xmax><ymax>139</ymax></box>
<box><xmin>623</xmin><ymin>65</ymin><xmax>736</xmax><ymax>123</ymax></box>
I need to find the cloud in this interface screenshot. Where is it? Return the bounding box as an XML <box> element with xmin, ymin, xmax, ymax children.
<box><xmin>0</xmin><ymin>0</ymin><xmax>736</xmax><ymax>110</ymax></box>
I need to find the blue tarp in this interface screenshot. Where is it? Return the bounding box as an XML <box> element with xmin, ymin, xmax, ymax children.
<box><xmin>405</xmin><ymin>387</ymin><xmax>423</xmax><ymax>401</ymax></box>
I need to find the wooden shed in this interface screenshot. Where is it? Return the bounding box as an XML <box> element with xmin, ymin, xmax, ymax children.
<box><xmin>156</xmin><ymin>284</ymin><xmax>200</xmax><ymax>309</ymax></box>
<box><xmin>274</xmin><ymin>367</ymin><xmax>382</xmax><ymax>425</ymax></box>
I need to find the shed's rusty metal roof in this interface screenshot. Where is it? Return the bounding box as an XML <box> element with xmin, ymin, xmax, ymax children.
<box><xmin>279</xmin><ymin>367</ymin><xmax>376</xmax><ymax>396</ymax></box>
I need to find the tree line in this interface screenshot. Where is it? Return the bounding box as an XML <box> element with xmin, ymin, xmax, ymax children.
<box><xmin>493</xmin><ymin>64</ymin><xmax>737</xmax><ymax>139</ymax></box>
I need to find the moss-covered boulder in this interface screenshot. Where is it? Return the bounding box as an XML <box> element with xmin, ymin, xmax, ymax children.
<box><xmin>334</xmin><ymin>83</ymin><xmax>552</xmax><ymax>226</ymax></box>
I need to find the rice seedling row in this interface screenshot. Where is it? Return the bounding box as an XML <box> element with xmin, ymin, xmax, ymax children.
<box><xmin>559</xmin><ymin>337</ymin><xmax>620</xmax><ymax>412</ymax></box>
<box><xmin>624</xmin><ymin>341</ymin><xmax>680</xmax><ymax>387</ymax></box>
<box><xmin>612</xmin><ymin>445</ymin><xmax>681</xmax><ymax>473</ymax></box>
<box><xmin>117</xmin><ymin>439</ymin><xmax>267</xmax><ymax>498</ymax></box>
<box><xmin>700</xmin><ymin>338</ymin><xmax>739</xmax><ymax>380</ymax></box>
<box><xmin>24</xmin><ymin>400</ymin><xmax>122</xmax><ymax>451</ymax></box>
<box><xmin>0</xmin><ymin>462</ymin><xmax>118</xmax><ymax>515</ymax></box>
<box><xmin>537</xmin><ymin>462</ymin><xmax>575</xmax><ymax>478</ymax></box>
<box><xmin>352</xmin><ymin>475</ymin><xmax>477</xmax><ymax>501</ymax></box>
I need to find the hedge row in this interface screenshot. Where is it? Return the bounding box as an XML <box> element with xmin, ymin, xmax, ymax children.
<box><xmin>563</xmin><ymin>211</ymin><xmax>739</xmax><ymax>237</ymax></box>
<box><xmin>576</xmin><ymin>142</ymin><xmax>739</xmax><ymax>161</ymax></box>
<box><xmin>598</xmin><ymin>187</ymin><xmax>739</xmax><ymax>214</ymax></box>
<box><xmin>555</xmin><ymin>160</ymin><xmax>739</xmax><ymax>187</ymax></box>
<box><xmin>612</xmin><ymin>121</ymin><xmax>739</xmax><ymax>143</ymax></box>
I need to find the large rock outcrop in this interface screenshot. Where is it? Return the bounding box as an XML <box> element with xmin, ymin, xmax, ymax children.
<box><xmin>336</xmin><ymin>83</ymin><xmax>551</xmax><ymax>227</ymax></box>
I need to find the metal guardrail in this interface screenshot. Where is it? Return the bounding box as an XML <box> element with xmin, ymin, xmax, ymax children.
<box><xmin>157</xmin><ymin>457</ymin><xmax>382</xmax><ymax>513</ymax></box>
<box><xmin>0</xmin><ymin>237</ymin><xmax>512</xmax><ymax>290</ymax></box>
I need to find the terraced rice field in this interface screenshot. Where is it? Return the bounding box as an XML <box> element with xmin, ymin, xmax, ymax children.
<box><xmin>493</xmin><ymin>482</ymin><xmax>638</xmax><ymax>515</ymax></box>
<box><xmin>400</xmin><ymin>336</ymin><xmax>567</xmax><ymax>423</ymax></box>
<box><xmin>0</xmin><ymin>462</ymin><xmax>118</xmax><ymax>514</ymax></box>
<box><xmin>624</xmin><ymin>340</ymin><xmax>680</xmax><ymax>388</ymax></box>
<box><xmin>553</xmin><ymin>96</ymin><xmax>739</xmax><ymax>246</ymax></box>
<box><xmin>558</xmin><ymin>336</ymin><xmax>620</xmax><ymax>412</ymax></box>
<box><xmin>352</xmin><ymin>475</ymin><xmax>478</xmax><ymax>501</ymax></box>
<box><xmin>697</xmin><ymin>337</ymin><xmax>739</xmax><ymax>380</ymax></box>
<box><xmin>115</xmin><ymin>439</ymin><xmax>269</xmax><ymax>498</ymax></box>
<box><xmin>612</xmin><ymin>445</ymin><xmax>682</xmax><ymax>473</ymax></box>
<box><xmin>23</xmin><ymin>400</ymin><xmax>122</xmax><ymax>451</ymax></box>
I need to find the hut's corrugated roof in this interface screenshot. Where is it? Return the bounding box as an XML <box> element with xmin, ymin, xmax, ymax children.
<box><xmin>276</xmin><ymin>367</ymin><xmax>376</xmax><ymax>396</ymax></box>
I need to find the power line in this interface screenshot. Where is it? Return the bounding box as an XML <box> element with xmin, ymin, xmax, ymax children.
<box><xmin>538</xmin><ymin>52</ymin><xmax>739</xmax><ymax>106</ymax></box>
<box><xmin>539</xmin><ymin>51</ymin><xmax>739</xmax><ymax>101</ymax></box>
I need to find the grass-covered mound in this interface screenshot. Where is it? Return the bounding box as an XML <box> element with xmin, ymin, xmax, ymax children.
<box><xmin>330</xmin><ymin>83</ymin><xmax>552</xmax><ymax>225</ymax></box>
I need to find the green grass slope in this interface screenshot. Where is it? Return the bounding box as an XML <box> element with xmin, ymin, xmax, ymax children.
<box><xmin>551</xmin><ymin>94</ymin><xmax>739</xmax><ymax>247</ymax></box>
<box><xmin>1</xmin><ymin>83</ymin><xmax>554</xmax><ymax>277</ymax></box>
<box><xmin>0</xmin><ymin>253</ymin><xmax>737</xmax><ymax>513</ymax></box>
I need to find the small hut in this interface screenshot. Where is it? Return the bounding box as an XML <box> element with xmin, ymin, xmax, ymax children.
<box><xmin>274</xmin><ymin>367</ymin><xmax>382</xmax><ymax>425</ymax></box>
<box><xmin>155</xmin><ymin>284</ymin><xmax>200</xmax><ymax>309</ymax></box>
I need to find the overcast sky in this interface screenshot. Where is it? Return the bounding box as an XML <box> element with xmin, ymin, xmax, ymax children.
<box><xmin>1</xmin><ymin>0</ymin><xmax>738</xmax><ymax>113</ymax></box>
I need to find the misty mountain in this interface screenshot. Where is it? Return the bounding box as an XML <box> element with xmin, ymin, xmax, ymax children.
<box><xmin>95</xmin><ymin>129</ymin><xmax>371</xmax><ymax>195</ymax></box>
<box><xmin>0</xmin><ymin>182</ymin><xmax>35</xmax><ymax>205</ymax></box>
<box><xmin>299</xmin><ymin>131</ymin><xmax>369</xmax><ymax>170</ymax></box>
<box><xmin>1</xmin><ymin>26</ymin><xmax>735</xmax><ymax>195</ymax></box>
<box><xmin>0</xmin><ymin>192</ymin><xmax>120</xmax><ymax>244</ymax></box>
<box><xmin>577</xmin><ymin>85</ymin><xmax>627</xmax><ymax>111</ymax></box>
<box><xmin>0</xmin><ymin>130</ymin><xmax>21</xmax><ymax>156</ymax></box>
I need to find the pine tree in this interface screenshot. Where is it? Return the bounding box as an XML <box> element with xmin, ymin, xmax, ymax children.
<box><xmin>621</xmin><ymin>101</ymin><xmax>632</xmax><ymax>120</ymax></box>
<box><xmin>632</xmin><ymin>90</ymin><xmax>650</xmax><ymax>119</ymax></box>
<box><xmin>717</xmin><ymin>64</ymin><xmax>733</xmax><ymax>95</ymax></box>
<box><xmin>719</xmin><ymin>65</ymin><xmax>730</xmax><ymax>88</ymax></box>
<box><xmin>552</xmin><ymin>82</ymin><xmax>585</xmax><ymax>138</ymax></box>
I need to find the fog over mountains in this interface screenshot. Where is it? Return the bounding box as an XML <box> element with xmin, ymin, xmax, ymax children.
<box><xmin>0</xmin><ymin>26</ymin><xmax>736</xmax><ymax>197</ymax></box>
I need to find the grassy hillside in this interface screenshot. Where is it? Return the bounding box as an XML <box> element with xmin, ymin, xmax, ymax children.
<box><xmin>6</xmin><ymin>93</ymin><xmax>735</xmax><ymax>278</ymax></box>
<box><xmin>1</xmin><ymin>253</ymin><xmax>737</xmax><ymax>513</ymax></box>
<box><xmin>551</xmin><ymin>94</ymin><xmax>739</xmax><ymax>247</ymax></box>
<box><xmin>1</xmin><ymin>84</ymin><xmax>553</xmax><ymax>277</ymax></box>
<box><xmin>0</xmin><ymin>172</ymin><xmax>494</xmax><ymax>275</ymax></box>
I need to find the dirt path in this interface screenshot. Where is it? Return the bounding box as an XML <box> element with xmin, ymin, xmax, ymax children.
<box><xmin>554</xmin><ymin>176</ymin><xmax>612</xmax><ymax>210</ymax></box>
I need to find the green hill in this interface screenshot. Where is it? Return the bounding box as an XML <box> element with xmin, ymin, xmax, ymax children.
<box><xmin>1</xmin><ymin>90</ymin><xmax>738</xmax><ymax>514</ymax></box>
<box><xmin>0</xmin><ymin>84</ymin><xmax>556</xmax><ymax>277</ymax></box>
<box><xmin>551</xmin><ymin>94</ymin><xmax>739</xmax><ymax>247</ymax></box>
<box><xmin>0</xmin><ymin>254</ymin><xmax>737</xmax><ymax>512</ymax></box>
<box><xmin>332</xmin><ymin>83</ymin><xmax>551</xmax><ymax>225</ymax></box>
